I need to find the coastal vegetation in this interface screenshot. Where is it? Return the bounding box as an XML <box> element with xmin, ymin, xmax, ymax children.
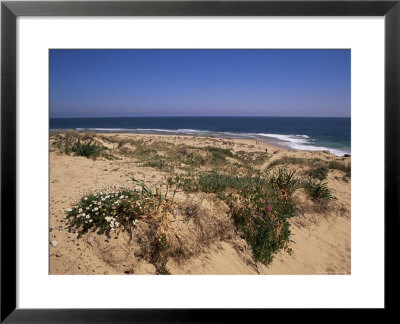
<box><xmin>51</xmin><ymin>130</ymin><xmax>116</xmax><ymax>160</ymax></box>
<box><xmin>51</xmin><ymin>131</ymin><xmax>346</xmax><ymax>274</ymax></box>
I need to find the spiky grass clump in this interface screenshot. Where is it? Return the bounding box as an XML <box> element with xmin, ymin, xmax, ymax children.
<box><xmin>303</xmin><ymin>179</ymin><xmax>336</xmax><ymax>201</ymax></box>
<box><xmin>267</xmin><ymin>168</ymin><xmax>300</xmax><ymax>196</ymax></box>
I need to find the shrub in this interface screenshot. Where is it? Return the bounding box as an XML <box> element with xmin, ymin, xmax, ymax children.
<box><xmin>303</xmin><ymin>179</ymin><xmax>336</xmax><ymax>201</ymax></box>
<box><xmin>307</xmin><ymin>166</ymin><xmax>328</xmax><ymax>181</ymax></box>
<box><xmin>179</xmin><ymin>171</ymin><xmax>296</xmax><ymax>265</ymax></box>
<box><xmin>71</xmin><ymin>139</ymin><xmax>105</xmax><ymax>160</ymax></box>
<box><xmin>225</xmin><ymin>178</ymin><xmax>296</xmax><ymax>265</ymax></box>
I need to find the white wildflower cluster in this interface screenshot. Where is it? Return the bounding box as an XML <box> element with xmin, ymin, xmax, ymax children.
<box><xmin>65</xmin><ymin>185</ymin><xmax>145</xmax><ymax>235</ymax></box>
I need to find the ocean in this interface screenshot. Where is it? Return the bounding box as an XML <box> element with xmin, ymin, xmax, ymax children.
<box><xmin>50</xmin><ymin>117</ymin><xmax>351</xmax><ymax>156</ymax></box>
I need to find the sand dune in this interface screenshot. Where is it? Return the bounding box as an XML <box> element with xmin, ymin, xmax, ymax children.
<box><xmin>49</xmin><ymin>132</ymin><xmax>350</xmax><ymax>275</ymax></box>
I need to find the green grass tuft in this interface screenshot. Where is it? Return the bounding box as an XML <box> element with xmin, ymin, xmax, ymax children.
<box><xmin>70</xmin><ymin>139</ymin><xmax>105</xmax><ymax>160</ymax></box>
<box><xmin>267</xmin><ymin>168</ymin><xmax>300</xmax><ymax>195</ymax></box>
<box><xmin>303</xmin><ymin>179</ymin><xmax>336</xmax><ymax>201</ymax></box>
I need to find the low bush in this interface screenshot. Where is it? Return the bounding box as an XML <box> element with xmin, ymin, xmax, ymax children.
<box><xmin>179</xmin><ymin>171</ymin><xmax>296</xmax><ymax>265</ymax></box>
<box><xmin>225</xmin><ymin>177</ymin><xmax>296</xmax><ymax>265</ymax></box>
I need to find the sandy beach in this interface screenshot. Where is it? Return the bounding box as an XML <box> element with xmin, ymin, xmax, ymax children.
<box><xmin>49</xmin><ymin>131</ymin><xmax>351</xmax><ymax>275</ymax></box>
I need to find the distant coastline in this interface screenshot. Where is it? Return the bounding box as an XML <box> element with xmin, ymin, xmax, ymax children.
<box><xmin>50</xmin><ymin>116</ymin><xmax>351</xmax><ymax>156</ymax></box>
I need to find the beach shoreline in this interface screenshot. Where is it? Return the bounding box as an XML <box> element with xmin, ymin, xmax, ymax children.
<box><xmin>50</xmin><ymin>129</ymin><xmax>349</xmax><ymax>157</ymax></box>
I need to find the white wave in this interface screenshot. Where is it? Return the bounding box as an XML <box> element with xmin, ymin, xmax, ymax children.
<box><xmin>77</xmin><ymin>128</ymin><xmax>133</xmax><ymax>132</ymax></box>
<box><xmin>256</xmin><ymin>133</ymin><xmax>348</xmax><ymax>156</ymax></box>
<box><xmin>135</xmin><ymin>128</ymin><xmax>209</xmax><ymax>134</ymax></box>
<box><xmin>257</xmin><ymin>133</ymin><xmax>311</xmax><ymax>143</ymax></box>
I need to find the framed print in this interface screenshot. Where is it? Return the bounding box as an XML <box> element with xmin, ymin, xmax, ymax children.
<box><xmin>1</xmin><ymin>0</ymin><xmax>399</xmax><ymax>321</ymax></box>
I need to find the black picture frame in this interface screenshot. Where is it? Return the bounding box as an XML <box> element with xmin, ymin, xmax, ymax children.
<box><xmin>1</xmin><ymin>0</ymin><xmax>399</xmax><ymax>322</ymax></box>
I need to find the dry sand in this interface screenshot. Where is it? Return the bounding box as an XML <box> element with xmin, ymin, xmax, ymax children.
<box><xmin>49</xmin><ymin>132</ymin><xmax>350</xmax><ymax>275</ymax></box>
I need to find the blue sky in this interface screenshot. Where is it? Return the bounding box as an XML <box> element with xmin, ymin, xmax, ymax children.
<box><xmin>49</xmin><ymin>49</ymin><xmax>350</xmax><ymax>118</ymax></box>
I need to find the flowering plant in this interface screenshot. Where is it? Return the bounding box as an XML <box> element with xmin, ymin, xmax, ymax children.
<box><xmin>66</xmin><ymin>185</ymin><xmax>149</xmax><ymax>238</ymax></box>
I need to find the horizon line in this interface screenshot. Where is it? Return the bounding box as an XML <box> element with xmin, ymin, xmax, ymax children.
<box><xmin>50</xmin><ymin>115</ymin><xmax>351</xmax><ymax>119</ymax></box>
